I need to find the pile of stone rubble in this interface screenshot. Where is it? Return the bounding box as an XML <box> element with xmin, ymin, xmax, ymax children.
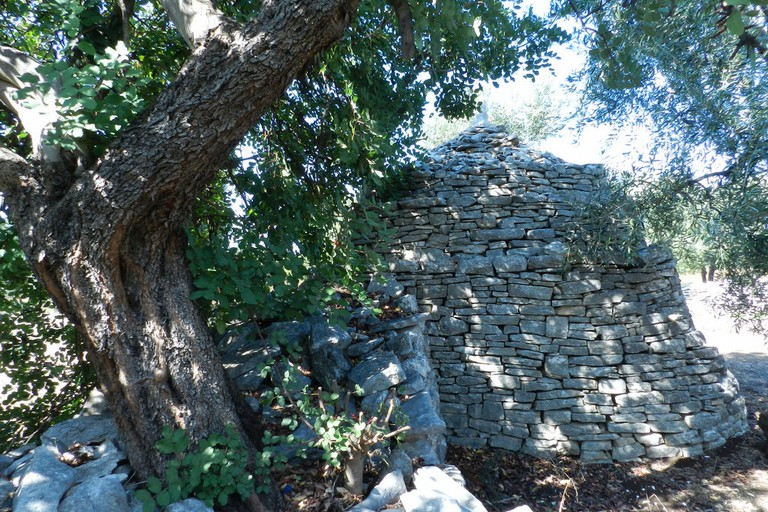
<box><xmin>0</xmin><ymin>277</ymin><xmax>530</xmax><ymax>512</ymax></box>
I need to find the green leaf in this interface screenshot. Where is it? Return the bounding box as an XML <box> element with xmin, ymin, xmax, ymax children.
<box><xmin>80</xmin><ymin>97</ymin><xmax>98</xmax><ymax>111</ymax></box>
<box><xmin>18</xmin><ymin>72</ymin><xmax>40</xmax><ymax>84</ymax></box>
<box><xmin>166</xmin><ymin>466</ymin><xmax>179</xmax><ymax>485</ymax></box>
<box><xmin>77</xmin><ymin>40</ymin><xmax>97</xmax><ymax>56</ymax></box>
<box><xmin>726</xmin><ymin>9</ymin><xmax>745</xmax><ymax>35</ymax></box>
<box><xmin>147</xmin><ymin>476</ymin><xmax>163</xmax><ymax>494</ymax></box>
<box><xmin>155</xmin><ymin>490</ymin><xmax>171</xmax><ymax>507</ymax></box>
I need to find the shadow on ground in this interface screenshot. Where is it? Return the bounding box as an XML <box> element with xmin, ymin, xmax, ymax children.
<box><xmin>725</xmin><ymin>352</ymin><xmax>768</xmax><ymax>394</ymax></box>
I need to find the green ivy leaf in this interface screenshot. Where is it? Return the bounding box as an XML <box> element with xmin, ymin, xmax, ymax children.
<box><xmin>77</xmin><ymin>40</ymin><xmax>97</xmax><ymax>56</ymax></box>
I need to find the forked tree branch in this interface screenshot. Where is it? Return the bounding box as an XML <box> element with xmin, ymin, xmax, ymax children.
<box><xmin>388</xmin><ymin>0</ymin><xmax>415</xmax><ymax>60</ymax></box>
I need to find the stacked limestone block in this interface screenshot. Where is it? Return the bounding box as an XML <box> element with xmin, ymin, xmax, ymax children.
<box><xmin>378</xmin><ymin>124</ymin><xmax>748</xmax><ymax>462</ymax></box>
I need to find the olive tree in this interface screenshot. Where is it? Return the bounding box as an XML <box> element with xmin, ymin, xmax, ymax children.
<box><xmin>0</xmin><ymin>0</ymin><xmax>564</xmax><ymax>508</ymax></box>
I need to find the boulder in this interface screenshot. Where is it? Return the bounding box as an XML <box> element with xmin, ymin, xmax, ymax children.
<box><xmin>348</xmin><ymin>470</ymin><xmax>406</xmax><ymax>512</ymax></box>
<box><xmin>348</xmin><ymin>351</ymin><xmax>406</xmax><ymax>396</ymax></box>
<box><xmin>409</xmin><ymin>466</ymin><xmax>487</xmax><ymax>512</ymax></box>
<box><xmin>309</xmin><ymin>318</ymin><xmax>353</xmax><ymax>389</ymax></box>
<box><xmin>166</xmin><ymin>498</ymin><xmax>214</xmax><ymax>511</ymax></box>
<box><xmin>13</xmin><ymin>445</ymin><xmax>75</xmax><ymax>512</ymax></box>
<box><xmin>59</xmin><ymin>474</ymin><xmax>131</xmax><ymax>512</ymax></box>
<box><xmin>42</xmin><ymin>414</ymin><xmax>118</xmax><ymax>449</ymax></box>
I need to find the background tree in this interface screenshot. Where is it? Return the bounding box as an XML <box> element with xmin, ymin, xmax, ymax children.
<box><xmin>421</xmin><ymin>79</ymin><xmax>570</xmax><ymax>149</ymax></box>
<box><xmin>554</xmin><ymin>0</ymin><xmax>768</xmax><ymax>333</ymax></box>
<box><xmin>0</xmin><ymin>0</ymin><xmax>564</xmax><ymax>509</ymax></box>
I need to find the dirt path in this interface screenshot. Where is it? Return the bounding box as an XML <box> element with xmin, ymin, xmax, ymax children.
<box><xmin>680</xmin><ymin>278</ymin><xmax>767</xmax><ymax>397</ymax></box>
<box><xmin>678</xmin><ymin>277</ymin><xmax>768</xmax><ymax>512</ymax></box>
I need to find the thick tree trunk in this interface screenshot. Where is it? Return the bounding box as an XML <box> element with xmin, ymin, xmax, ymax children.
<box><xmin>0</xmin><ymin>0</ymin><xmax>359</xmax><ymax>509</ymax></box>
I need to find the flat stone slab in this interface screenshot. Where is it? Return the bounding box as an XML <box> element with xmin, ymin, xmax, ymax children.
<box><xmin>348</xmin><ymin>351</ymin><xmax>406</xmax><ymax>395</ymax></box>
<box><xmin>370</xmin><ymin>313</ymin><xmax>430</xmax><ymax>334</ymax></box>
<box><xmin>41</xmin><ymin>414</ymin><xmax>118</xmax><ymax>448</ymax></box>
<box><xmin>59</xmin><ymin>474</ymin><xmax>131</xmax><ymax>512</ymax></box>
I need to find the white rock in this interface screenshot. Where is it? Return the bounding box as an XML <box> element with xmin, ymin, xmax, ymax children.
<box><xmin>411</xmin><ymin>466</ymin><xmax>487</xmax><ymax>512</ymax></box>
<box><xmin>166</xmin><ymin>498</ymin><xmax>214</xmax><ymax>512</ymax></box>
<box><xmin>349</xmin><ymin>470</ymin><xmax>406</xmax><ymax>512</ymax></box>
<box><xmin>400</xmin><ymin>489</ymin><xmax>462</xmax><ymax>512</ymax></box>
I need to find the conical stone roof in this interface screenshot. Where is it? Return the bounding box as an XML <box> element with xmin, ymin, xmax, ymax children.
<box><xmin>377</xmin><ymin>124</ymin><xmax>748</xmax><ymax>462</ymax></box>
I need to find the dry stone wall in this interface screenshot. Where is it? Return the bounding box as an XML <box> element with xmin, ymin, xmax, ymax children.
<box><xmin>378</xmin><ymin>124</ymin><xmax>748</xmax><ymax>462</ymax></box>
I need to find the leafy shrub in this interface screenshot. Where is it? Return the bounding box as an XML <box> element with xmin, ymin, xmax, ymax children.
<box><xmin>135</xmin><ymin>424</ymin><xmax>255</xmax><ymax>511</ymax></box>
<box><xmin>568</xmin><ymin>173</ymin><xmax>646</xmax><ymax>266</ymax></box>
<box><xmin>259</xmin><ymin>360</ymin><xmax>409</xmax><ymax>494</ymax></box>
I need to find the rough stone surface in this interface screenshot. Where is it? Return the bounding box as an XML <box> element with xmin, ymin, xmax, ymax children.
<box><xmin>165</xmin><ymin>498</ymin><xmax>214</xmax><ymax>512</ymax></box>
<box><xmin>309</xmin><ymin>318</ymin><xmax>353</xmax><ymax>389</ymax></box>
<box><xmin>0</xmin><ymin>478</ymin><xmax>13</xmax><ymax>509</ymax></box>
<box><xmin>387</xmin><ymin>448</ymin><xmax>414</xmax><ymax>484</ymax></box>
<box><xmin>0</xmin><ymin>455</ymin><xmax>13</xmax><ymax>473</ymax></box>
<box><xmin>400</xmin><ymin>391</ymin><xmax>448</xmax><ymax>464</ymax></box>
<box><xmin>58</xmin><ymin>474</ymin><xmax>131</xmax><ymax>512</ymax></box>
<box><xmin>220</xmin><ymin>342</ymin><xmax>281</xmax><ymax>391</ymax></box>
<box><xmin>348</xmin><ymin>351</ymin><xmax>406</xmax><ymax>395</ymax></box>
<box><xmin>13</xmin><ymin>445</ymin><xmax>75</xmax><ymax>512</ymax></box>
<box><xmin>378</xmin><ymin>124</ymin><xmax>748</xmax><ymax>462</ymax></box>
<box><xmin>405</xmin><ymin>465</ymin><xmax>488</xmax><ymax>512</ymax></box>
<box><xmin>42</xmin><ymin>414</ymin><xmax>118</xmax><ymax>449</ymax></box>
<box><xmin>401</xmin><ymin>490</ymin><xmax>463</xmax><ymax>512</ymax></box>
<box><xmin>348</xmin><ymin>470</ymin><xmax>407</xmax><ymax>512</ymax></box>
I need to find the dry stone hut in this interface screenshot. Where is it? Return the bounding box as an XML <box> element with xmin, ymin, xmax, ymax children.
<box><xmin>377</xmin><ymin>124</ymin><xmax>748</xmax><ymax>462</ymax></box>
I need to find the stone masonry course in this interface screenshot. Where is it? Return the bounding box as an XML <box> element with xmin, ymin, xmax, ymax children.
<box><xmin>376</xmin><ymin>124</ymin><xmax>748</xmax><ymax>462</ymax></box>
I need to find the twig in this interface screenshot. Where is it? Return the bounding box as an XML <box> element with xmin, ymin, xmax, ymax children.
<box><xmin>558</xmin><ymin>478</ymin><xmax>572</xmax><ymax>512</ymax></box>
<box><xmin>643</xmin><ymin>494</ymin><xmax>670</xmax><ymax>511</ymax></box>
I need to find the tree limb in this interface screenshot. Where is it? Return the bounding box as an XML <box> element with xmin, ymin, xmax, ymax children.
<box><xmin>114</xmin><ymin>0</ymin><xmax>136</xmax><ymax>46</ymax></box>
<box><xmin>0</xmin><ymin>146</ymin><xmax>30</xmax><ymax>193</ymax></box>
<box><xmin>0</xmin><ymin>46</ymin><xmax>60</xmax><ymax>162</ymax></box>
<box><xmin>87</xmin><ymin>0</ymin><xmax>360</xmax><ymax>229</ymax></box>
<box><xmin>159</xmin><ymin>0</ymin><xmax>226</xmax><ymax>49</ymax></box>
<box><xmin>387</xmin><ymin>0</ymin><xmax>415</xmax><ymax>60</ymax></box>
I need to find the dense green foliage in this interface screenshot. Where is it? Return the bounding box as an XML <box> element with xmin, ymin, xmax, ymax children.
<box><xmin>1</xmin><ymin>0</ymin><xmax>187</xmax><ymax>158</ymax></box>
<box><xmin>555</xmin><ymin>0</ymin><xmax>768</xmax><ymax>332</ymax></box>
<box><xmin>0</xmin><ymin>0</ymin><xmax>566</xmax><ymax>450</ymax></box>
<box><xmin>186</xmin><ymin>0</ymin><xmax>567</xmax><ymax>327</ymax></box>
<box><xmin>135</xmin><ymin>425</ymin><xmax>255</xmax><ymax>510</ymax></box>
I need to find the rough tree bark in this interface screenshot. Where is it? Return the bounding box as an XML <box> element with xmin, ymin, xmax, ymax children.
<box><xmin>0</xmin><ymin>0</ymin><xmax>360</xmax><ymax>509</ymax></box>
